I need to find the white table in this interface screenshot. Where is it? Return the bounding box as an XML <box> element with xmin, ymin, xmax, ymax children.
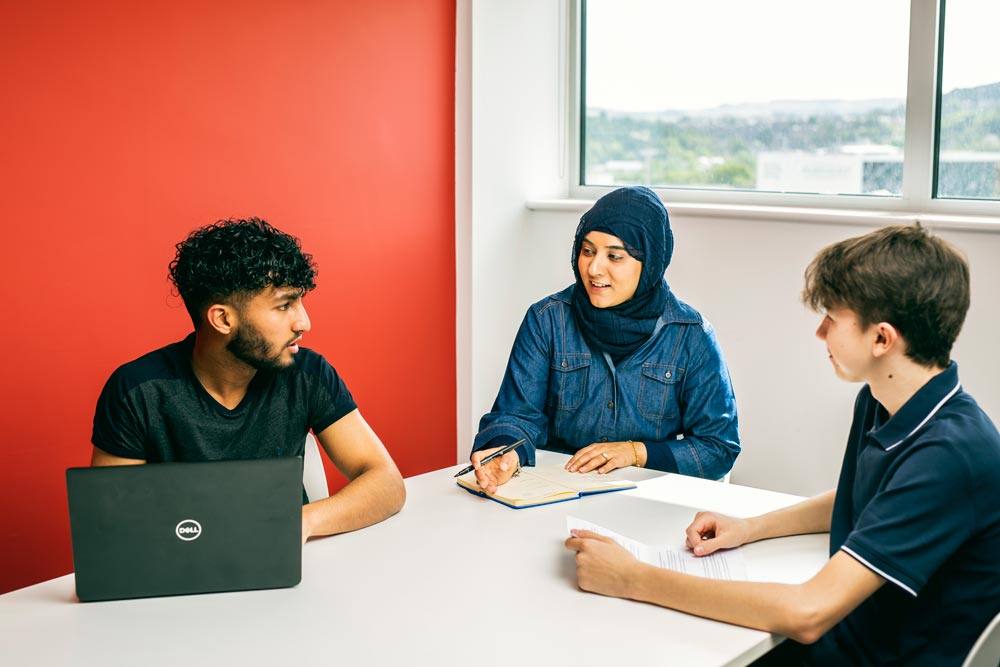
<box><xmin>0</xmin><ymin>453</ymin><xmax>828</xmax><ymax>666</ymax></box>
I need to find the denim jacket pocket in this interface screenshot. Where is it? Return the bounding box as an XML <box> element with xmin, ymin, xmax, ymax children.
<box><xmin>638</xmin><ymin>363</ymin><xmax>681</xmax><ymax>420</ymax></box>
<box><xmin>548</xmin><ymin>354</ymin><xmax>591</xmax><ymax>411</ymax></box>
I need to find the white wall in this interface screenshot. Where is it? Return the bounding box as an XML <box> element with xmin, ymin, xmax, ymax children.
<box><xmin>460</xmin><ymin>0</ymin><xmax>1000</xmax><ymax>497</ymax></box>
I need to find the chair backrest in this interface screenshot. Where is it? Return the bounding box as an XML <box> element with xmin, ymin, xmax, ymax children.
<box><xmin>302</xmin><ymin>433</ymin><xmax>329</xmax><ymax>503</ymax></box>
<box><xmin>963</xmin><ymin>610</ymin><xmax>1000</xmax><ymax>667</ymax></box>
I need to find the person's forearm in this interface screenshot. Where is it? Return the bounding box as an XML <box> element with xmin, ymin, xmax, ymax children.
<box><xmin>747</xmin><ymin>490</ymin><xmax>835</xmax><ymax>543</ymax></box>
<box><xmin>623</xmin><ymin>547</ymin><xmax>880</xmax><ymax>645</ymax></box>
<box><xmin>91</xmin><ymin>446</ymin><xmax>146</xmax><ymax>467</ymax></box>
<box><xmin>625</xmin><ymin>563</ymin><xmax>822</xmax><ymax>644</ymax></box>
<box><xmin>303</xmin><ymin>465</ymin><xmax>405</xmax><ymax>538</ymax></box>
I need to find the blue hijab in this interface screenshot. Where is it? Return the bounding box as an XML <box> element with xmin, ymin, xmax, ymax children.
<box><xmin>570</xmin><ymin>186</ymin><xmax>674</xmax><ymax>359</ymax></box>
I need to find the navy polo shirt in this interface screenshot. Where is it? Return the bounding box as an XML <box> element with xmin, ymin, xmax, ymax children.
<box><xmin>808</xmin><ymin>363</ymin><xmax>1000</xmax><ymax>666</ymax></box>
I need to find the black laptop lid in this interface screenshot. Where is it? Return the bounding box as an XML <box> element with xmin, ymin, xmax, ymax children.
<box><xmin>66</xmin><ymin>457</ymin><xmax>303</xmax><ymax>602</ymax></box>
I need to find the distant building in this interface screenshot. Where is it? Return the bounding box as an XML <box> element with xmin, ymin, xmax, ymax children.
<box><xmin>757</xmin><ymin>148</ymin><xmax>1000</xmax><ymax>198</ymax></box>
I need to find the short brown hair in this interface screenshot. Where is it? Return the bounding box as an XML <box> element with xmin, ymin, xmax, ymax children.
<box><xmin>803</xmin><ymin>224</ymin><xmax>970</xmax><ymax>368</ymax></box>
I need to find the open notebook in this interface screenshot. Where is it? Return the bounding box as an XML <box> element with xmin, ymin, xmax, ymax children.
<box><xmin>456</xmin><ymin>463</ymin><xmax>636</xmax><ymax>508</ymax></box>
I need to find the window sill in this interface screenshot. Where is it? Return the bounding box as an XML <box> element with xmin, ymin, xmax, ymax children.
<box><xmin>525</xmin><ymin>199</ymin><xmax>1000</xmax><ymax>234</ymax></box>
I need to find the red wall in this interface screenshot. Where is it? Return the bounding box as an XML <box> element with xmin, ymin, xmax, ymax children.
<box><xmin>0</xmin><ymin>0</ymin><xmax>456</xmax><ymax>594</ymax></box>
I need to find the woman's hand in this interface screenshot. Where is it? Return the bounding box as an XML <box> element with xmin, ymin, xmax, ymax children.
<box><xmin>472</xmin><ymin>446</ymin><xmax>520</xmax><ymax>494</ymax></box>
<box><xmin>684</xmin><ymin>511</ymin><xmax>752</xmax><ymax>556</ymax></box>
<box><xmin>564</xmin><ymin>529</ymin><xmax>640</xmax><ymax>599</ymax></box>
<box><xmin>565</xmin><ymin>440</ymin><xmax>646</xmax><ymax>474</ymax></box>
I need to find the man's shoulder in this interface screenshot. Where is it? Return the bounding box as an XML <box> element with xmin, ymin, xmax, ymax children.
<box><xmin>289</xmin><ymin>346</ymin><xmax>335</xmax><ymax>376</ymax></box>
<box><xmin>878</xmin><ymin>390</ymin><xmax>1000</xmax><ymax>508</ymax></box>
<box><xmin>925</xmin><ymin>391</ymin><xmax>1000</xmax><ymax>465</ymax></box>
<box><xmin>107</xmin><ymin>336</ymin><xmax>194</xmax><ymax>391</ymax></box>
<box><xmin>283</xmin><ymin>347</ymin><xmax>352</xmax><ymax>397</ymax></box>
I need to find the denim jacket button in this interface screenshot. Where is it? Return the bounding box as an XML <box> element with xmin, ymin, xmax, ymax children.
<box><xmin>600</xmin><ymin>436</ymin><xmax>608</xmax><ymax>442</ymax></box>
<box><xmin>561</xmin><ymin>360</ymin><xmax>567</xmax><ymax>368</ymax></box>
<box><xmin>665</xmin><ymin>371</ymin><xmax>672</xmax><ymax>379</ymax></box>
<box><xmin>607</xmin><ymin>401</ymin><xmax>614</xmax><ymax>409</ymax></box>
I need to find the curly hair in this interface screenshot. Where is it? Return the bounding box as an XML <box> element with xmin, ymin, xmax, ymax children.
<box><xmin>169</xmin><ymin>218</ymin><xmax>317</xmax><ymax>327</ymax></box>
<box><xmin>803</xmin><ymin>224</ymin><xmax>969</xmax><ymax>368</ymax></box>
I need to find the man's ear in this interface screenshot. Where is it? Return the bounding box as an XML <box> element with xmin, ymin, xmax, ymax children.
<box><xmin>872</xmin><ymin>321</ymin><xmax>901</xmax><ymax>358</ymax></box>
<box><xmin>204</xmin><ymin>303</ymin><xmax>237</xmax><ymax>336</ymax></box>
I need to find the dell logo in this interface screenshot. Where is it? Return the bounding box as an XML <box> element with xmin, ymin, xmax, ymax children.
<box><xmin>175</xmin><ymin>519</ymin><xmax>202</xmax><ymax>541</ymax></box>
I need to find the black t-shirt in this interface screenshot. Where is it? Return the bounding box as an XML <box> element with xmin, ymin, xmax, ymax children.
<box><xmin>92</xmin><ymin>334</ymin><xmax>357</xmax><ymax>463</ymax></box>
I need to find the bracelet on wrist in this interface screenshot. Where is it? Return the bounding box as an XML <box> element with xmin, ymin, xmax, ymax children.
<box><xmin>628</xmin><ymin>440</ymin><xmax>641</xmax><ymax>467</ymax></box>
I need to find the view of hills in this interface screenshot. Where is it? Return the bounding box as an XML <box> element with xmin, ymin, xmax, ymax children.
<box><xmin>585</xmin><ymin>81</ymin><xmax>1000</xmax><ymax>193</ymax></box>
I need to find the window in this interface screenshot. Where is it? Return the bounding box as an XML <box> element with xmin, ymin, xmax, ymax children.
<box><xmin>577</xmin><ymin>0</ymin><xmax>1000</xmax><ymax>209</ymax></box>
<box><xmin>936</xmin><ymin>1</ymin><xmax>1000</xmax><ymax>200</ymax></box>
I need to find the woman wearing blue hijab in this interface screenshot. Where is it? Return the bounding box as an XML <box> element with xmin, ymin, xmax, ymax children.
<box><xmin>471</xmin><ymin>186</ymin><xmax>740</xmax><ymax>493</ymax></box>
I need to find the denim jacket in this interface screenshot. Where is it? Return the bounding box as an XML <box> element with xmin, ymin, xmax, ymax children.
<box><xmin>473</xmin><ymin>286</ymin><xmax>739</xmax><ymax>479</ymax></box>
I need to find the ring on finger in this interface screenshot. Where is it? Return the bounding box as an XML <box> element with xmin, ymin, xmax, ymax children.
<box><xmin>601</xmin><ymin>452</ymin><xmax>609</xmax><ymax>461</ymax></box>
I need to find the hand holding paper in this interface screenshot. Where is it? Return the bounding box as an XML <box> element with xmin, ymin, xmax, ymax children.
<box><xmin>567</xmin><ymin>516</ymin><xmax>747</xmax><ymax>581</ymax></box>
<box><xmin>684</xmin><ymin>510</ymin><xmax>753</xmax><ymax>556</ymax></box>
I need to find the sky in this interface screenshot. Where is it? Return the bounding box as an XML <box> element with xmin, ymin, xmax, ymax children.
<box><xmin>586</xmin><ymin>0</ymin><xmax>1000</xmax><ymax>112</ymax></box>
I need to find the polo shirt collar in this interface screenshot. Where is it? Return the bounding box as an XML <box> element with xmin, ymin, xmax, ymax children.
<box><xmin>868</xmin><ymin>361</ymin><xmax>962</xmax><ymax>451</ymax></box>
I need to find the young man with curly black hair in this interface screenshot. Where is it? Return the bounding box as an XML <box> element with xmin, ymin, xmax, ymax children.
<box><xmin>566</xmin><ymin>224</ymin><xmax>1000</xmax><ymax>665</ymax></box>
<box><xmin>91</xmin><ymin>218</ymin><xmax>405</xmax><ymax>541</ymax></box>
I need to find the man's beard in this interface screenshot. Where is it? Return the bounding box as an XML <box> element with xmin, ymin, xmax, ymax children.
<box><xmin>227</xmin><ymin>322</ymin><xmax>293</xmax><ymax>372</ymax></box>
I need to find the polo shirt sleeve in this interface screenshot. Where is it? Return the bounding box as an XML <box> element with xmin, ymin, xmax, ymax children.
<box><xmin>840</xmin><ymin>442</ymin><xmax>974</xmax><ymax>596</ymax></box>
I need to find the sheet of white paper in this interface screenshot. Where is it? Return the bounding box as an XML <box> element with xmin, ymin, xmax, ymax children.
<box><xmin>567</xmin><ymin>516</ymin><xmax>747</xmax><ymax>581</ymax></box>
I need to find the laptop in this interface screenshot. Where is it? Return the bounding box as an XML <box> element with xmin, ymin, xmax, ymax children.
<box><xmin>66</xmin><ymin>457</ymin><xmax>303</xmax><ymax>602</ymax></box>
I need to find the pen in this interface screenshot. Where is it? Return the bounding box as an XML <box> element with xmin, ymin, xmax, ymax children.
<box><xmin>453</xmin><ymin>438</ymin><xmax>526</xmax><ymax>478</ymax></box>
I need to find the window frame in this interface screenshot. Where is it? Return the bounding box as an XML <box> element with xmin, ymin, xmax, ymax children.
<box><xmin>567</xmin><ymin>0</ymin><xmax>1000</xmax><ymax>219</ymax></box>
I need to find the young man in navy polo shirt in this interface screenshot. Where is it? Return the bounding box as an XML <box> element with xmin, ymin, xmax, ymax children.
<box><xmin>566</xmin><ymin>224</ymin><xmax>1000</xmax><ymax>665</ymax></box>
